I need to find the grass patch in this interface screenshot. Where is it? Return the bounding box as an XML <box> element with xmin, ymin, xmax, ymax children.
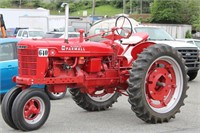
<box><xmin>70</xmin><ymin>5</ymin><xmax>123</xmax><ymax>17</ymax></box>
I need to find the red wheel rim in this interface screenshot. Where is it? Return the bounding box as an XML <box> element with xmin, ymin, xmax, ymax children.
<box><xmin>23</xmin><ymin>97</ymin><xmax>45</xmax><ymax>124</ymax></box>
<box><xmin>24</xmin><ymin>99</ymin><xmax>40</xmax><ymax>120</ymax></box>
<box><xmin>87</xmin><ymin>89</ymin><xmax>116</xmax><ymax>102</ymax></box>
<box><xmin>146</xmin><ymin>60</ymin><xmax>176</xmax><ymax>109</ymax></box>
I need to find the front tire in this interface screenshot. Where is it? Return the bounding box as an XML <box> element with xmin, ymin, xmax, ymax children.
<box><xmin>11</xmin><ymin>89</ymin><xmax>50</xmax><ymax>131</ymax></box>
<box><xmin>1</xmin><ymin>86</ymin><xmax>22</xmax><ymax>129</ymax></box>
<box><xmin>188</xmin><ymin>71</ymin><xmax>198</xmax><ymax>81</ymax></box>
<box><xmin>70</xmin><ymin>88</ymin><xmax>120</xmax><ymax>111</ymax></box>
<box><xmin>127</xmin><ymin>44</ymin><xmax>188</xmax><ymax>123</ymax></box>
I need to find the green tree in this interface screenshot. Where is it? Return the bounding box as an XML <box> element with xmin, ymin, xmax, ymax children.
<box><xmin>10</xmin><ymin>0</ymin><xmax>28</xmax><ymax>7</ymax></box>
<box><xmin>185</xmin><ymin>30</ymin><xmax>192</xmax><ymax>38</ymax></box>
<box><xmin>24</xmin><ymin>0</ymin><xmax>43</xmax><ymax>8</ymax></box>
<box><xmin>0</xmin><ymin>0</ymin><xmax>12</xmax><ymax>8</ymax></box>
<box><xmin>150</xmin><ymin>0</ymin><xmax>183</xmax><ymax>23</ymax></box>
<box><xmin>180</xmin><ymin>0</ymin><xmax>200</xmax><ymax>24</ymax></box>
<box><xmin>111</xmin><ymin>0</ymin><xmax>123</xmax><ymax>8</ymax></box>
<box><xmin>33</xmin><ymin>0</ymin><xmax>42</xmax><ymax>7</ymax></box>
<box><xmin>151</xmin><ymin>0</ymin><xmax>200</xmax><ymax>31</ymax></box>
<box><xmin>191</xmin><ymin>15</ymin><xmax>200</xmax><ymax>32</ymax></box>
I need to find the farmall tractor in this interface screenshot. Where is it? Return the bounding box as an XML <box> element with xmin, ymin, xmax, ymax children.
<box><xmin>1</xmin><ymin>4</ymin><xmax>188</xmax><ymax>131</ymax></box>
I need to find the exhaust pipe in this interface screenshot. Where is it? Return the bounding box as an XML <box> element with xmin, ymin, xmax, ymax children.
<box><xmin>61</xmin><ymin>3</ymin><xmax>69</xmax><ymax>43</ymax></box>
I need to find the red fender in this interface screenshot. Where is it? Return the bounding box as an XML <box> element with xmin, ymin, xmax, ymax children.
<box><xmin>129</xmin><ymin>41</ymin><xmax>156</xmax><ymax>65</ymax></box>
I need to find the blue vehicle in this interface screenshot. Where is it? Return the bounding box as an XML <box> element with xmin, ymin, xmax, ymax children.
<box><xmin>0</xmin><ymin>38</ymin><xmax>66</xmax><ymax>100</ymax></box>
<box><xmin>0</xmin><ymin>38</ymin><xmax>19</xmax><ymax>94</ymax></box>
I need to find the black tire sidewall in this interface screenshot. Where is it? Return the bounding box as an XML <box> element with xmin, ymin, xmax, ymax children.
<box><xmin>140</xmin><ymin>46</ymin><xmax>187</xmax><ymax>118</ymax></box>
<box><xmin>70</xmin><ymin>88</ymin><xmax>120</xmax><ymax>111</ymax></box>
<box><xmin>84</xmin><ymin>92</ymin><xmax>120</xmax><ymax>106</ymax></box>
<box><xmin>12</xmin><ymin>89</ymin><xmax>50</xmax><ymax>131</ymax></box>
<box><xmin>1</xmin><ymin>87</ymin><xmax>22</xmax><ymax>130</ymax></box>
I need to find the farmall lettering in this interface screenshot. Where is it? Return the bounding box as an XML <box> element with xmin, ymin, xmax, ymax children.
<box><xmin>61</xmin><ymin>45</ymin><xmax>85</xmax><ymax>51</ymax></box>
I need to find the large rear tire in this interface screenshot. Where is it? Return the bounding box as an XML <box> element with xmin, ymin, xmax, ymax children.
<box><xmin>11</xmin><ymin>89</ymin><xmax>50</xmax><ymax>131</ymax></box>
<box><xmin>70</xmin><ymin>88</ymin><xmax>120</xmax><ymax>111</ymax></box>
<box><xmin>127</xmin><ymin>44</ymin><xmax>188</xmax><ymax>123</ymax></box>
<box><xmin>1</xmin><ymin>86</ymin><xmax>22</xmax><ymax>129</ymax></box>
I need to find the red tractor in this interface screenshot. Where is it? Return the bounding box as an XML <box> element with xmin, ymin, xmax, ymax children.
<box><xmin>1</xmin><ymin>4</ymin><xmax>188</xmax><ymax>131</ymax></box>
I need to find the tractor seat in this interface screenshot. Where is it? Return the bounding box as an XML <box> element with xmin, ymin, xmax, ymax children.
<box><xmin>121</xmin><ymin>32</ymin><xmax>149</xmax><ymax>45</ymax></box>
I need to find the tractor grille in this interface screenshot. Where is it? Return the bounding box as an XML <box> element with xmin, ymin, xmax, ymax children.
<box><xmin>177</xmin><ymin>48</ymin><xmax>199</xmax><ymax>70</ymax></box>
<box><xmin>18</xmin><ymin>49</ymin><xmax>37</xmax><ymax>76</ymax></box>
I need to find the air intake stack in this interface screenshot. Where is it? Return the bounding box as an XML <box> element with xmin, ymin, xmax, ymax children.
<box><xmin>61</xmin><ymin>3</ymin><xmax>69</xmax><ymax>43</ymax></box>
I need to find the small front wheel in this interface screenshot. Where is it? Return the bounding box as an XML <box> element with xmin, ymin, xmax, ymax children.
<box><xmin>11</xmin><ymin>89</ymin><xmax>51</xmax><ymax>131</ymax></box>
<box><xmin>1</xmin><ymin>86</ymin><xmax>22</xmax><ymax>129</ymax></box>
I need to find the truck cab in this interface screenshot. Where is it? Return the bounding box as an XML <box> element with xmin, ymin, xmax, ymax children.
<box><xmin>16</xmin><ymin>29</ymin><xmax>45</xmax><ymax>39</ymax></box>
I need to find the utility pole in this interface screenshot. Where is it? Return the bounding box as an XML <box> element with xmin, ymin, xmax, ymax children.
<box><xmin>92</xmin><ymin>0</ymin><xmax>96</xmax><ymax>16</ymax></box>
<box><xmin>19</xmin><ymin>0</ymin><xmax>22</xmax><ymax>8</ymax></box>
<box><xmin>140</xmin><ymin>0</ymin><xmax>143</xmax><ymax>14</ymax></box>
<box><xmin>92</xmin><ymin>0</ymin><xmax>96</xmax><ymax>23</ymax></box>
<box><xmin>123</xmin><ymin>0</ymin><xmax>126</xmax><ymax>14</ymax></box>
<box><xmin>130</xmin><ymin>0</ymin><xmax>132</xmax><ymax>14</ymax></box>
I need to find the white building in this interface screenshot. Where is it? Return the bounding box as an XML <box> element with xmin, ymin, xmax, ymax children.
<box><xmin>0</xmin><ymin>8</ymin><xmax>50</xmax><ymax>28</ymax></box>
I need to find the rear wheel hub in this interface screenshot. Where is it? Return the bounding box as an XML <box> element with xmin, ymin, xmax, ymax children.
<box><xmin>146</xmin><ymin>60</ymin><xmax>176</xmax><ymax>108</ymax></box>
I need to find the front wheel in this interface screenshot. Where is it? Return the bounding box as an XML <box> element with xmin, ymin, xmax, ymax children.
<box><xmin>11</xmin><ymin>89</ymin><xmax>51</xmax><ymax>131</ymax></box>
<box><xmin>127</xmin><ymin>44</ymin><xmax>188</xmax><ymax>123</ymax></box>
<box><xmin>70</xmin><ymin>88</ymin><xmax>120</xmax><ymax>111</ymax></box>
<box><xmin>188</xmin><ymin>71</ymin><xmax>198</xmax><ymax>81</ymax></box>
<box><xmin>1</xmin><ymin>86</ymin><xmax>22</xmax><ymax>129</ymax></box>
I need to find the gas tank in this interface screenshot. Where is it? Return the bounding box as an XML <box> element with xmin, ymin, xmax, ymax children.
<box><xmin>18</xmin><ymin>38</ymin><xmax>114</xmax><ymax>57</ymax></box>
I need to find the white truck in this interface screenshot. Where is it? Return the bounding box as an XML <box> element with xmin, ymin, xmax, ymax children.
<box><xmin>122</xmin><ymin>26</ymin><xmax>200</xmax><ymax>81</ymax></box>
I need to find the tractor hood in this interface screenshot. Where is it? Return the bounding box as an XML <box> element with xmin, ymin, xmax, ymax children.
<box><xmin>18</xmin><ymin>38</ymin><xmax>114</xmax><ymax>57</ymax></box>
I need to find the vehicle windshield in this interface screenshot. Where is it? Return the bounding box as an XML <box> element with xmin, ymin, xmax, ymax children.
<box><xmin>6</xmin><ymin>31</ymin><xmax>15</xmax><ymax>37</ymax></box>
<box><xmin>0</xmin><ymin>31</ymin><xmax>14</xmax><ymax>37</ymax></box>
<box><xmin>29</xmin><ymin>31</ymin><xmax>44</xmax><ymax>37</ymax></box>
<box><xmin>0</xmin><ymin>43</ymin><xmax>15</xmax><ymax>61</ymax></box>
<box><xmin>43</xmin><ymin>33</ymin><xmax>63</xmax><ymax>38</ymax></box>
<box><xmin>134</xmin><ymin>27</ymin><xmax>174</xmax><ymax>41</ymax></box>
<box><xmin>68</xmin><ymin>33</ymin><xmax>80</xmax><ymax>38</ymax></box>
<box><xmin>58</xmin><ymin>26</ymin><xmax>76</xmax><ymax>32</ymax></box>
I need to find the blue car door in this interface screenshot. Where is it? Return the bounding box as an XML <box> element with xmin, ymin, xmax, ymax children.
<box><xmin>0</xmin><ymin>42</ymin><xmax>18</xmax><ymax>94</ymax></box>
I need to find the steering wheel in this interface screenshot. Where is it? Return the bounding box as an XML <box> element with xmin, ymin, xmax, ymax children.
<box><xmin>115</xmin><ymin>16</ymin><xmax>133</xmax><ymax>38</ymax></box>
